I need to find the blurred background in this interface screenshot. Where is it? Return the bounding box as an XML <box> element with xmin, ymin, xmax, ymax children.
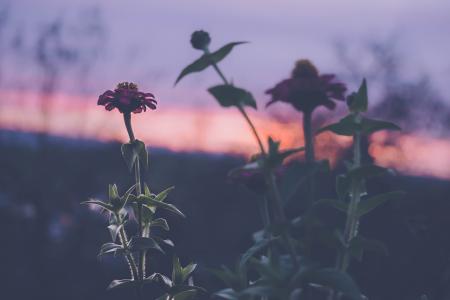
<box><xmin>0</xmin><ymin>0</ymin><xmax>449</xmax><ymax>299</ymax></box>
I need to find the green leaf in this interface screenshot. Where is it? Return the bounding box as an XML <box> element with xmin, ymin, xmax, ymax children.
<box><xmin>128</xmin><ymin>237</ymin><xmax>164</xmax><ymax>253</ymax></box>
<box><xmin>175</xmin><ymin>42</ymin><xmax>247</xmax><ymax>85</ymax></box>
<box><xmin>109</xmin><ymin>184</ymin><xmax>119</xmax><ymax>201</ymax></box>
<box><xmin>121</xmin><ymin>184</ymin><xmax>136</xmax><ymax>208</ymax></box>
<box><xmin>151</xmin><ymin>218</ymin><xmax>170</xmax><ymax>231</ymax></box>
<box><xmin>144</xmin><ymin>183</ymin><xmax>151</xmax><ymax>196</ymax></box>
<box><xmin>98</xmin><ymin>242</ymin><xmax>124</xmax><ymax>257</ymax></box>
<box><xmin>356</xmin><ymin>191</ymin><xmax>405</xmax><ymax>217</ymax></box>
<box><xmin>140</xmin><ymin>195</ymin><xmax>186</xmax><ymax>218</ymax></box>
<box><xmin>172</xmin><ymin>256</ymin><xmax>183</xmax><ymax>284</ymax></box>
<box><xmin>239</xmin><ymin>238</ymin><xmax>272</xmax><ymax>267</ymax></box>
<box><xmin>348</xmin><ymin>78</ymin><xmax>368</xmax><ymax>113</ymax></box>
<box><xmin>155</xmin><ymin>186</ymin><xmax>175</xmax><ymax>202</ymax></box>
<box><xmin>172</xmin><ymin>290</ymin><xmax>198</xmax><ymax>300</ymax></box>
<box><xmin>181</xmin><ymin>263</ymin><xmax>197</xmax><ymax>283</ymax></box>
<box><xmin>317</xmin><ymin>115</ymin><xmax>360</xmax><ymax>136</ymax></box>
<box><xmin>107</xmin><ymin>279</ymin><xmax>134</xmax><ymax>290</ymax></box>
<box><xmin>146</xmin><ymin>272</ymin><xmax>173</xmax><ymax>288</ymax></box>
<box><xmin>315</xmin><ymin>198</ymin><xmax>348</xmax><ymax>213</ymax></box>
<box><xmin>141</xmin><ymin>204</ymin><xmax>155</xmax><ymax>224</ymax></box>
<box><xmin>208</xmin><ymin>84</ymin><xmax>257</xmax><ymax>109</ymax></box>
<box><xmin>215</xmin><ymin>288</ymin><xmax>238</xmax><ymax>300</ymax></box>
<box><xmin>107</xmin><ymin>224</ymin><xmax>123</xmax><ymax>242</ymax></box>
<box><xmin>241</xmin><ymin>285</ymin><xmax>277</xmax><ymax>297</ymax></box>
<box><xmin>318</xmin><ymin>114</ymin><xmax>400</xmax><ymax>137</ymax></box>
<box><xmin>361</xmin><ymin>117</ymin><xmax>401</xmax><ymax>135</ymax></box>
<box><xmin>121</xmin><ymin>139</ymin><xmax>147</xmax><ymax>171</ymax></box>
<box><xmin>306</xmin><ymin>268</ymin><xmax>362</xmax><ymax>300</ymax></box>
<box><xmin>154</xmin><ymin>236</ymin><xmax>175</xmax><ymax>247</ymax></box>
<box><xmin>81</xmin><ymin>199</ymin><xmax>114</xmax><ymax>212</ymax></box>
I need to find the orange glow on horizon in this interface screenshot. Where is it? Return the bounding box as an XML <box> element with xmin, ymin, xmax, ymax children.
<box><xmin>1</xmin><ymin>89</ymin><xmax>449</xmax><ymax>180</ymax></box>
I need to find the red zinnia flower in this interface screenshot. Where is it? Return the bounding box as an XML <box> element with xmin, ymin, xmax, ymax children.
<box><xmin>266</xmin><ymin>60</ymin><xmax>346</xmax><ymax>113</ymax></box>
<box><xmin>98</xmin><ymin>82</ymin><xmax>157</xmax><ymax>114</ymax></box>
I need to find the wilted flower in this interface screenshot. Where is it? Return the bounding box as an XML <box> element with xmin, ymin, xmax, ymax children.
<box><xmin>98</xmin><ymin>82</ymin><xmax>157</xmax><ymax>114</ymax></box>
<box><xmin>190</xmin><ymin>30</ymin><xmax>211</xmax><ymax>50</ymax></box>
<box><xmin>266</xmin><ymin>60</ymin><xmax>346</xmax><ymax>113</ymax></box>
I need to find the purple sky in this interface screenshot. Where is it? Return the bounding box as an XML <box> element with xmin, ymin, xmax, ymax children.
<box><xmin>1</xmin><ymin>0</ymin><xmax>450</xmax><ymax>109</ymax></box>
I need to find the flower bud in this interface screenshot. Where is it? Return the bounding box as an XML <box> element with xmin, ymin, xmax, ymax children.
<box><xmin>291</xmin><ymin>59</ymin><xmax>319</xmax><ymax>79</ymax></box>
<box><xmin>190</xmin><ymin>30</ymin><xmax>211</xmax><ymax>51</ymax></box>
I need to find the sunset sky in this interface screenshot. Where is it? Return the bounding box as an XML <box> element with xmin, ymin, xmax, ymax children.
<box><xmin>0</xmin><ymin>0</ymin><xmax>449</xmax><ymax>179</ymax></box>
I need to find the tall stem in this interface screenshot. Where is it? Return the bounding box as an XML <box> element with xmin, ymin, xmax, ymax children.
<box><xmin>135</xmin><ymin>159</ymin><xmax>145</xmax><ymax>280</ymax></box>
<box><xmin>338</xmin><ymin>131</ymin><xmax>361</xmax><ymax>271</ymax></box>
<box><xmin>237</xmin><ymin>105</ymin><xmax>266</xmax><ymax>156</ymax></box>
<box><xmin>115</xmin><ymin>212</ymin><xmax>139</xmax><ymax>281</ymax></box>
<box><xmin>330</xmin><ymin>122</ymin><xmax>362</xmax><ymax>300</ymax></box>
<box><xmin>206</xmin><ymin>48</ymin><xmax>266</xmax><ymax>155</ymax></box>
<box><xmin>303</xmin><ymin>110</ymin><xmax>315</xmax><ymax>163</ymax></box>
<box><xmin>208</xmin><ymin>52</ymin><xmax>298</xmax><ymax>266</ymax></box>
<box><xmin>266</xmin><ymin>172</ymin><xmax>299</xmax><ymax>267</ymax></box>
<box><xmin>123</xmin><ymin>113</ymin><xmax>145</xmax><ymax>282</ymax></box>
<box><xmin>303</xmin><ymin>110</ymin><xmax>316</xmax><ymax>209</ymax></box>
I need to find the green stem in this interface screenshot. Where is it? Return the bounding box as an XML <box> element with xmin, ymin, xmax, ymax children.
<box><xmin>237</xmin><ymin>105</ymin><xmax>267</xmax><ymax>156</ymax></box>
<box><xmin>338</xmin><ymin>131</ymin><xmax>361</xmax><ymax>271</ymax></box>
<box><xmin>115</xmin><ymin>212</ymin><xmax>139</xmax><ymax>281</ymax></box>
<box><xmin>330</xmin><ymin>120</ymin><xmax>362</xmax><ymax>300</ymax></box>
<box><xmin>124</xmin><ymin>113</ymin><xmax>135</xmax><ymax>142</ymax></box>
<box><xmin>135</xmin><ymin>159</ymin><xmax>146</xmax><ymax>281</ymax></box>
<box><xmin>303</xmin><ymin>110</ymin><xmax>315</xmax><ymax>163</ymax></box>
<box><xmin>205</xmin><ymin>47</ymin><xmax>266</xmax><ymax>155</ymax></box>
<box><xmin>123</xmin><ymin>112</ymin><xmax>145</xmax><ymax>282</ymax></box>
<box><xmin>207</xmin><ymin>51</ymin><xmax>298</xmax><ymax>266</ymax></box>
<box><xmin>303</xmin><ymin>110</ymin><xmax>316</xmax><ymax>208</ymax></box>
<box><xmin>266</xmin><ymin>172</ymin><xmax>299</xmax><ymax>268</ymax></box>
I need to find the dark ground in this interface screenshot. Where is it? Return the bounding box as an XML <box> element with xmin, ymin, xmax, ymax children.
<box><xmin>0</xmin><ymin>130</ymin><xmax>449</xmax><ymax>300</ymax></box>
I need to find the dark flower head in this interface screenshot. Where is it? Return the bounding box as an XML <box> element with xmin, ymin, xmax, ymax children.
<box><xmin>266</xmin><ymin>59</ymin><xmax>346</xmax><ymax>113</ymax></box>
<box><xmin>98</xmin><ymin>82</ymin><xmax>157</xmax><ymax>114</ymax></box>
<box><xmin>190</xmin><ymin>30</ymin><xmax>211</xmax><ymax>51</ymax></box>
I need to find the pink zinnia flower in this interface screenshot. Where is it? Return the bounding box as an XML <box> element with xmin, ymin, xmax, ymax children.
<box><xmin>98</xmin><ymin>82</ymin><xmax>157</xmax><ymax>114</ymax></box>
<box><xmin>266</xmin><ymin>60</ymin><xmax>346</xmax><ymax>113</ymax></box>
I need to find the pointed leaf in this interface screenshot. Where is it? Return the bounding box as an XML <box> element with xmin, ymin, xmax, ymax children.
<box><xmin>361</xmin><ymin>117</ymin><xmax>401</xmax><ymax>135</ymax></box>
<box><xmin>357</xmin><ymin>191</ymin><xmax>405</xmax><ymax>217</ymax></box>
<box><xmin>181</xmin><ymin>263</ymin><xmax>197</xmax><ymax>283</ymax></box>
<box><xmin>121</xmin><ymin>140</ymin><xmax>147</xmax><ymax>171</ymax></box>
<box><xmin>151</xmin><ymin>218</ymin><xmax>170</xmax><ymax>231</ymax></box>
<box><xmin>98</xmin><ymin>242</ymin><xmax>123</xmax><ymax>257</ymax></box>
<box><xmin>317</xmin><ymin>115</ymin><xmax>360</xmax><ymax>136</ymax></box>
<box><xmin>240</xmin><ymin>238</ymin><xmax>271</xmax><ymax>267</ymax></box>
<box><xmin>315</xmin><ymin>199</ymin><xmax>348</xmax><ymax>213</ymax></box>
<box><xmin>107</xmin><ymin>279</ymin><xmax>134</xmax><ymax>290</ymax></box>
<box><xmin>128</xmin><ymin>237</ymin><xmax>164</xmax><ymax>253</ymax></box>
<box><xmin>173</xmin><ymin>290</ymin><xmax>198</xmax><ymax>300</ymax></box>
<box><xmin>306</xmin><ymin>268</ymin><xmax>362</xmax><ymax>300</ymax></box>
<box><xmin>140</xmin><ymin>195</ymin><xmax>186</xmax><ymax>218</ymax></box>
<box><xmin>81</xmin><ymin>199</ymin><xmax>114</xmax><ymax>212</ymax></box>
<box><xmin>107</xmin><ymin>224</ymin><xmax>123</xmax><ymax>242</ymax></box>
<box><xmin>175</xmin><ymin>42</ymin><xmax>247</xmax><ymax>85</ymax></box>
<box><xmin>146</xmin><ymin>272</ymin><xmax>173</xmax><ymax>288</ymax></box>
<box><xmin>172</xmin><ymin>256</ymin><xmax>183</xmax><ymax>284</ymax></box>
<box><xmin>214</xmin><ymin>288</ymin><xmax>239</xmax><ymax>300</ymax></box>
<box><xmin>155</xmin><ymin>186</ymin><xmax>175</xmax><ymax>202</ymax></box>
<box><xmin>347</xmin><ymin>78</ymin><xmax>368</xmax><ymax>113</ymax></box>
<box><xmin>208</xmin><ymin>84</ymin><xmax>257</xmax><ymax>109</ymax></box>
